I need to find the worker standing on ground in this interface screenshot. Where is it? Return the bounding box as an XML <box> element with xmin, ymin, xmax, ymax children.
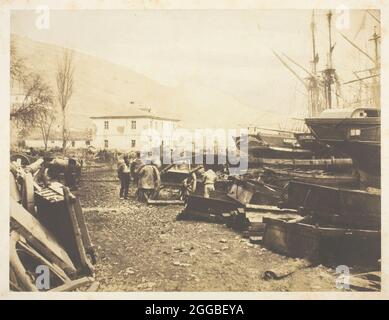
<box><xmin>202</xmin><ymin>166</ymin><xmax>217</xmax><ymax>198</ymax></box>
<box><xmin>117</xmin><ymin>154</ymin><xmax>131</xmax><ymax>199</ymax></box>
<box><xmin>136</xmin><ymin>160</ymin><xmax>161</xmax><ymax>201</ymax></box>
<box><xmin>130</xmin><ymin>152</ymin><xmax>144</xmax><ymax>185</ymax></box>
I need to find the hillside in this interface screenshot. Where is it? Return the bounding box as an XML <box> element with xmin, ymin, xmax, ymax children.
<box><xmin>12</xmin><ymin>34</ymin><xmax>264</xmax><ymax>130</ymax></box>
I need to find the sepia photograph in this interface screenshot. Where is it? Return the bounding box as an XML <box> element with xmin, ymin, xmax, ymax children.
<box><xmin>3</xmin><ymin>1</ymin><xmax>384</xmax><ymax>296</ymax></box>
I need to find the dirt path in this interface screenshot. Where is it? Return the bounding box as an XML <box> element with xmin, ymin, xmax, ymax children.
<box><xmin>77</xmin><ymin>168</ymin><xmax>341</xmax><ymax>292</ymax></box>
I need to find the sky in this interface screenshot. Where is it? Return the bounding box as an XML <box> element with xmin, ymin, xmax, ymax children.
<box><xmin>11</xmin><ymin>9</ymin><xmax>380</xmax><ymax>124</ymax></box>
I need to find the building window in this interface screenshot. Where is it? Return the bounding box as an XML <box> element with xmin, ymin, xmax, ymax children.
<box><xmin>131</xmin><ymin>140</ymin><xmax>136</xmax><ymax>148</ymax></box>
<box><xmin>104</xmin><ymin>121</ymin><xmax>109</xmax><ymax>130</ymax></box>
<box><xmin>350</xmin><ymin>129</ymin><xmax>361</xmax><ymax>137</ymax></box>
<box><xmin>131</xmin><ymin>120</ymin><xmax>136</xmax><ymax>130</ymax></box>
<box><xmin>71</xmin><ymin>141</ymin><xmax>75</xmax><ymax>147</ymax></box>
<box><xmin>104</xmin><ymin>140</ymin><xmax>109</xmax><ymax>148</ymax></box>
<box><xmin>86</xmin><ymin>140</ymin><xmax>90</xmax><ymax>146</ymax></box>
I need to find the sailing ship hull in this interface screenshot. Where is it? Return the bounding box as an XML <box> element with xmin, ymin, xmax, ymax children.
<box><xmin>305</xmin><ymin>116</ymin><xmax>380</xmax><ymax>187</ymax></box>
<box><xmin>293</xmin><ymin>132</ymin><xmax>339</xmax><ymax>156</ymax></box>
<box><xmin>249</xmin><ymin>145</ymin><xmax>314</xmax><ymax>159</ymax></box>
<box><xmin>262</xmin><ymin>167</ymin><xmax>360</xmax><ymax>189</ymax></box>
<box><xmin>305</xmin><ymin>117</ymin><xmax>380</xmax><ymax>143</ymax></box>
<box><xmin>257</xmin><ymin>132</ymin><xmax>298</xmax><ymax>148</ymax></box>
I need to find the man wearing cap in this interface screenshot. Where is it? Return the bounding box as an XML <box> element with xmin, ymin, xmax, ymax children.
<box><xmin>117</xmin><ymin>154</ymin><xmax>131</xmax><ymax>199</ymax></box>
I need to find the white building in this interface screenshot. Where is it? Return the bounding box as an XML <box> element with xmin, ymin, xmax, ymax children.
<box><xmin>90</xmin><ymin>108</ymin><xmax>180</xmax><ymax>151</ymax></box>
<box><xmin>24</xmin><ymin>130</ymin><xmax>92</xmax><ymax>150</ymax></box>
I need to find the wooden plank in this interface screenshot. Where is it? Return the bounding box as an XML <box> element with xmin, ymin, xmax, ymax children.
<box><xmin>9</xmin><ymin>231</ymin><xmax>38</xmax><ymax>291</ymax></box>
<box><xmin>38</xmin><ymin>189</ymin><xmax>55</xmax><ymax>195</ymax></box>
<box><xmin>245</xmin><ymin>203</ymin><xmax>297</xmax><ymax>213</ymax></box>
<box><xmin>49</xmin><ymin>182</ymin><xmax>66</xmax><ymax>195</ymax></box>
<box><xmin>74</xmin><ymin>197</ymin><xmax>96</xmax><ymax>264</ymax></box>
<box><xmin>80</xmin><ymin>179</ymin><xmax>119</xmax><ymax>182</ymax></box>
<box><xmin>147</xmin><ymin>199</ymin><xmax>185</xmax><ymax>205</ymax></box>
<box><xmin>353</xmin><ymin>271</ymin><xmax>380</xmax><ymax>282</ymax></box>
<box><xmin>63</xmin><ymin>187</ymin><xmax>94</xmax><ymax>274</ymax></box>
<box><xmin>21</xmin><ymin>172</ymin><xmax>35</xmax><ymax>215</ymax></box>
<box><xmin>16</xmin><ymin>233</ymin><xmax>71</xmax><ymax>284</ymax></box>
<box><xmin>10</xmin><ymin>199</ymin><xmax>77</xmax><ymax>275</ymax></box>
<box><xmin>33</xmin><ymin>181</ymin><xmax>42</xmax><ymax>192</ymax></box>
<box><xmin>10</xmin><ymin>172</ymin><xmax>21</xmax><ymax>202</ymax></box>
<box><xmin>349</xmin><ymin>276</ymin><xmax>380</xmax><ymax>291</ymax></box>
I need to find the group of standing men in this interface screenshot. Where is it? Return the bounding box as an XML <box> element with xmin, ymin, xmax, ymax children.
<box><xmin>117</xmin><ymin>153</ymin><xmax>161</xmax><ymax>201</ymax></box>
<box><xmin>118</xmin><ymin>153</ymin><xmax>220</xmax><ymax>202</ymax></box>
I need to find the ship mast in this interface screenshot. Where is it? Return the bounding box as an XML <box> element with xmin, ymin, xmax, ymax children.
<box><xmin>340</xmin><ymin>11</ymin><xmax>380</xmax><ymax>109</ymax></box>
<box><xmin>308</xmin><ymin>10</ymin><xmax>321</xmax><ymax>116</ymax></box>
<box><xmin>311</xmin><ymin>10</ymin><xmax>317</xmax><ymax>75</ymax></box>
<box><xmin>369</xmin><ymin>26</ymin><xmax>380</xmax><ymax>108</ymax></box>
<box><xmin>327</xmin><ymin>11</ymin><xmax>333</xmax><ymax>68</ymax></box>
<box><xmin>323</xmin><ymin>10</ymin><xmax>336</xmax><ymax>109</ymax></box>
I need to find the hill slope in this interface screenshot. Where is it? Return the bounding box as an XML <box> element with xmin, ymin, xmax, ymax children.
<box><xmin>12</xmin><ymin>34</ymin><xmax>261</xmax><ymax>130</ymax></box>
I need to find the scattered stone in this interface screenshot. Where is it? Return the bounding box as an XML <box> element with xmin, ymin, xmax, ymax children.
<box><xmin>125</xmin><ymin>267</ymin><xmax>135</xmax><ymax>275</ymax></box>
<box><xmin>173</xmin><ymin>261</ymin><xmax>191</xmax><ymax>267</ymax></box>
<box><xmin>137</xmin><ymin>282</ymin><xmax>156</xmax><ymax>290</ymax></box>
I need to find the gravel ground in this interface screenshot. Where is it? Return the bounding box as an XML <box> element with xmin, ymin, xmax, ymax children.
<box><xmin>76</xmin><ymin>167</ymin><xmax>346</xmax><ymax>292</ymax></box>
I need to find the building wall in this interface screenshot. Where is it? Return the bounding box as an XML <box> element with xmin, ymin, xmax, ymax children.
<box><xmin>91</xmin><ymin>117</ymin><xmax>178</xmax><ymax>151</ymax></box>
<box><xmin>25</xmin><ymin>139</ymin><xmax>90</xmax><ymax>149</ymax></box>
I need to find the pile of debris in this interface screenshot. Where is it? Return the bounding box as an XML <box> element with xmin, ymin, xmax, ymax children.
<box><xmin>179</xmin><ymin>175</ymin><xmax>381</xmax><ymax>269</ymax></box>
<box><xmin>10</xmin><ymin>157</ymin><xmax>97</xmax><ymax>292</ymax></box>
<box><xmin>11</xmin><ymin>152</ymin><xmax>83</xmax><ymax>190</ymax></box>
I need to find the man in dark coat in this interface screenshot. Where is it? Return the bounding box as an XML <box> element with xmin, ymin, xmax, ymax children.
<box><xmin>130</xmin><ymin>152</ymin><xmax>144</xmax><ymax>185</ymax></box>
<box><xmin>136</xmin><ymin>161</ymin><xmax>161</xmax><ymax>201</ymax></box>
<box><xmin>117</xmin><ymin>154</ymin><xmax>131</xmax><ymax>199</ymax></box>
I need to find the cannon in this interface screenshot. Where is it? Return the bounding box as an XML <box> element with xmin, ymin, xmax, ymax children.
<box><xmin>47</xmin><ymin>157</ymin><xmax>83</xmax><ymax>189</ymax></box>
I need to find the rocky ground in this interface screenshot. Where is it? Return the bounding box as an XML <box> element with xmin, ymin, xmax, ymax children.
<box><xmin>76</xmin><ymin>166</ymin><xmax>354</xmax><ymax>292</ymax></box>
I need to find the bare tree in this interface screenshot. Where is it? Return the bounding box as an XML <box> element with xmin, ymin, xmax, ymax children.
<box><xmin>10</xmin><ymin>73</ymin><xmax>54</xmax><ymax>130</ymax></box>
<box><xmin>37</xmin><ymin>106</ymin><xmax>56</xmax><ymax>151</ymax></box>
<box><xmin>11</xmin><ymin>40</ymin><xmax>54</xmax><ymax>143</ymax></box>
<box><xmin>10</xmin><ymin>41</ymin><xmax>27</xmax><ymax>86</ymax></box>
<box><xmin>56</xmin><ymin>49</ymin><xmax>74</xmax><ymax>154</ymax></box>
